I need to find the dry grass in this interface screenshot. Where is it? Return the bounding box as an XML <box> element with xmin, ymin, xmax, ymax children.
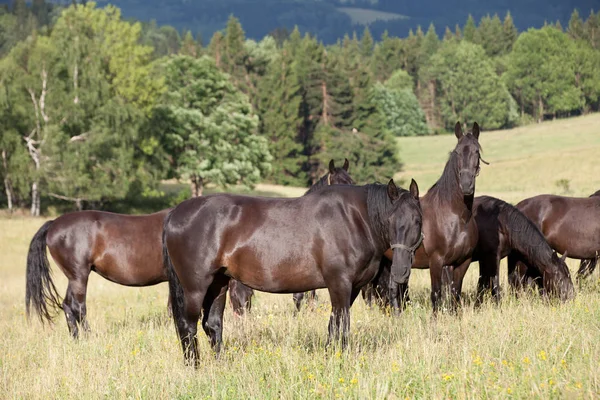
<box><xmin>2</xmin><ymin>115</ymin><xmax>600</xmax><ymax>398</ymax></box>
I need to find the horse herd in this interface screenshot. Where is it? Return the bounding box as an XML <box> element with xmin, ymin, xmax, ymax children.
<box><xmin>25</xmin><ymin>122</ymin><xmax>597</xmax><ymax>367</ymax></box>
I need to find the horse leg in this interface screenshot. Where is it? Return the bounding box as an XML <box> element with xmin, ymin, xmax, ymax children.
<box><xmin>507</xmin><ymin>252</ymin><xmax>526</xmax><ymax>294</ymax></box>
<box><xmin>429</xmin><ymin>258</ymin><xmax>444</xmax><ymax>314</ymax></box>
<box><xmin>62</xmin><ymin>272</ymin><xmax>90</xmax><ymax>339</ymax></box>
<box><xmin>451</xmin><ymin>258</ymin><xmax>472</xmax><ymax>310</ymax></box>
<box><xmin>577</xmin><ymin>258</ymin><xmax>597</xmax><ymax>282</ymax></box>
<box><xmin>325</xmin><ymin>280</ymin><xmax>352</xmax><ymax>349</ymax></box>
<box><xmin>361</xmin><ymin>284</ymin><xmax>373</xmax><ymax>307</ymax></box>
<box><xmin>476</xmin><ymin>254</ymin><xmax>498</xmax><ymax>306</ymax></box>
<box><xmin>441</xmin><ymin>264</ymin><xmax>455</xmax><ymax>311</ymax></box>
<box><xmin>292</xmin><ymin>292</ymin><xmax>305</xmax><ymax>312</ymax></box>
<box><xmin>201</xmin><ymin>275</ymin><xmax>230</xmax><ymax>356</ymax></box>
<box><xmin>176</xmin><ymin>282</ymin><xmax>210</xmax><ymax>367</ymax></box>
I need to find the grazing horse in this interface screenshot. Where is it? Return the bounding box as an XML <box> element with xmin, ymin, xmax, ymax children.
<box><xmin>163</xmin><ymin>180</ymin><xmax>422</xmax><ymax>365</ymax></box>
<box><xmin>226</xmin><ymin>159</ymin><xmax>355</xmax><ymax>314</ymax></box>
<box><xmin>509</xmin><ymin>193</ymin><xmax>600</xmax><ymax>290</ymax></box>
<box><xmin>577</xmin><ymin>190</ymin><xmax>600</xmax><ymax>280</ymax></box>
<box><xmin>406</xmin><ymin>122</ymin><xmax>483</xmax><ymax>313</ymax></box>
<box><xmin>25</xmin><ymin>161</ymin><xmax>354</xmax><ymax>335</ymax></box>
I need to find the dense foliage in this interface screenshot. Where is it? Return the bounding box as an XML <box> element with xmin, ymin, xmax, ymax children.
<box><xmin>0</xmin><ymin>1</ymin><xmax>599</xmax><ymax>214</ymax></box>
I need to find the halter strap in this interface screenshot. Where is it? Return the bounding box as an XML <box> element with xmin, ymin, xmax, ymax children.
<box><xmin>327</xmin><ymin>173</ymin><xmax>331</xmax><ymax>186</ymax></box>
<box><xmin>391</xmin><ymin>232</ymin><xmax>425</xmax><ymax>252</ymax></box>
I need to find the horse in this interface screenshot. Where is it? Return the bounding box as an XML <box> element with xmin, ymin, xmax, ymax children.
<box><xmin>508</xmin><ymin>193</ymin><xmax>600</xmax><ymax>291</ymax></box>
<box><xmin>226</xmin><ymin>159</ymin><xmax>355</xmax><ymax>314</ymax></box>
<box><xmin>163</xmin><ymin>179</ymin><xmax>423</xmax><ymax>365</ymax></box>
<box><xmin>474</xmin><ymin>196</ymin><xmax>573</xmax><ymax>302</ymax></box>
<box><xmin>25</xmin><ymin>160</ymin><xmax>355</xmax><ymax>336</ymax></box>
<box><xmin>292</xmin><ymin>159</ymin><xmax>354</xmax><ymax>311</ymax></box>
<box><xmin>405</xmin><ymin>122</ymin><xmax>483</xmax><ymax>313</ymax></box>
<box><xmin>577</xmin><ymin>190</ymin><xmax>600</xmax><ymax>280</ymax></box>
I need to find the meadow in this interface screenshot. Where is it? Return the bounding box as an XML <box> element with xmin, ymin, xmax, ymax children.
<box><xmin>1</xmin><ymin>115</ymin><xmax>600</xmax><ymax>399</ymax></box>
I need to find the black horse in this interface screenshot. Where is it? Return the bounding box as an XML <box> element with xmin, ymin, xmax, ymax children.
<box><xmin>163</xmin><ymin>179</ymin><xmax>422</xmax><ymax>365</ymax></box>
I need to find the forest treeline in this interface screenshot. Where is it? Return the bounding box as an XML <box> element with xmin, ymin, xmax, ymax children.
<box><xmin>1</xmin><ymin>1</ymin><xmax>599</xmax><ymax>215</ymax></box>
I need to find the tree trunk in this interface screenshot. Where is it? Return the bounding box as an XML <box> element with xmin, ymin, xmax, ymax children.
<box><xmin>191</xmin><ymin>175</ymin><xmax>204</xmax><ymax>197</ymax></box>
<box><xmin>31</xmin><ymin>181</ymin><xmax>40</xmax><ymax>216</ymax></box>
<box><xmin>538</xmin><ymin>95</ymin><xmax>544</xmax><ymax>123</ymax></box>
<box><xmin>1</xmin><ymin>149</ymin><xmax>13</xmax><ymax>211</ymax></box>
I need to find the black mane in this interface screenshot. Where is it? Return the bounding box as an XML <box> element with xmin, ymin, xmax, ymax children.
<box><xmin>479</xmin><ymin>196</ymin><xmax>555</xmax><ymax>268</ymax></box>
<box><xmin>366</xmin><ymin>183</ymin><xmax>419</xmax><ymax>249</ymax></box>
<box><xmin>305</xmin><ymin>173</ymin><xmax>330</xmax><ymax>195</ymax></box>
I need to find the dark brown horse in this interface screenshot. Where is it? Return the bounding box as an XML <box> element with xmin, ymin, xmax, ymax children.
<box><xmin>163</xmin><ymin>180</ymin><xmax>423</xmax><ymax>365</ymax></box>
<box><xmin>577</xmin><ymin>190</ymin><xmax>600</xmax><ymax>280</ymax></box>
<box><xmin>407</xmin><ymin>122</ymin><xmax>483</xmax><ymax>313</ymax></box>
<box><xmin>474</xmin><ymin>196</ymin><xmax>573</xmax><ymax>302</ymax></box>
<box><xmin>227</xmin><ymin>159</ymin><xmax>355</xmax><ymax>314</ymax></box>
<box><xmin>509</xmin><ymin>193</ymin><xmax>600</xmax><ymax>290</ymax></box>
<box><xmin>25</xmin><ymin>161</ymin><xmax>355</xmax><ymax>336</ymax></box>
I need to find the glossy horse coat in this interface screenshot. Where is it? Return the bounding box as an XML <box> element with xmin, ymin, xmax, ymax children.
<box><xmin>408</xmin><ymin>122</ymin><xmax>483</xmax><ymax>312</ymax></box>
<box><xmin>163</xmin><ymin>180</ymin><xmax>422</xmax><ymax>365</ymax></box>
<box><xmin>509</xmin><ymin>193</ymin><xmax>600</xmax><ymax>290</ymax></box>
<box><xmin>25</xmin><ymin>210</ymin><xmax>169</xmax><ymax>337</ymax></box>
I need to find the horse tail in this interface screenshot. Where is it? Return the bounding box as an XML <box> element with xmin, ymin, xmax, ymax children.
<box><xmin>25</xmin><ymin>220</ymin><xmax>62</xmax><ymax>323</ymax></box>
<box><xmin>163</xmin><ymin>209</ymin><xmax>185</xmax><ymax>331</ymax></box>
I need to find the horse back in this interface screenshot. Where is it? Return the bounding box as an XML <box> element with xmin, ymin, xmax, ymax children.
<box><xmin>46</xmin><ymin>209</ymin><xmax>169</xmax><ymax>285</ymax></box>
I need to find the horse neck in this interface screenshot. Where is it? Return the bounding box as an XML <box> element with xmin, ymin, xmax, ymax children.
<box><xmin>501</xmin><ymin>206</ymin><xmax>554</xmax><ymax>268</ymax></box>
<box><xmin>426</xmin><ymin>152</ymin><xmax>473</xmax><ymax>215</ymax></box>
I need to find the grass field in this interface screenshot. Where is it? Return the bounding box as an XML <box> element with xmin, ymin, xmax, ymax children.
<box><xmin>2</xmin><ymin>115</ymin><xmax>600</xmax><ymax>399</ymax></box>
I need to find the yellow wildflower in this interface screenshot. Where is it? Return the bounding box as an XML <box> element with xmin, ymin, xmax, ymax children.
<box><xmin>339</xmin><ymin>378</ymin><xmax>345</xmax><ymax>384</ymax></box>
<box><xmin>538</xmin><ymin>350</ymin><xmax>547</xmax><ymax>361</ymax></box>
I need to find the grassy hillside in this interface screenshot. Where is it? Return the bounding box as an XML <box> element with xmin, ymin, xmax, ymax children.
<box><xmin>2</xmin><ymin>115</ymin><xmax>600</xmax><ymax>398</ymax></box>
<box><xmin>396</xmin><ymin>114</ymin><xmax>600</xmax><ymax>204</ymax></box>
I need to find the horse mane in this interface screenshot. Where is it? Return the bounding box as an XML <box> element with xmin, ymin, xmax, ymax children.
<box><xmin>481</xmin><ymin>196</ymin><xmax>555</xmax><ymax>267</ymax></box>
<box><xmin>305</xmin><ymin>173</ymin><xmax>330</xmax><ymax>195</ymax></box>
<box><xmin>366</xmin><ymin>183</ymin><xmax>418</xmax><ymax>248</ymax></box>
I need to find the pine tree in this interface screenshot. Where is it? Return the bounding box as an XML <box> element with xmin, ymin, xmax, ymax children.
<box><xmin>555</xmin><ymin>20</ymin><xmax>563</xmax><ymax>31</ymax></box>
<box><xmin>464</xmin><ymin>14</ymin><xmax>476</xmax><ymax>42</ymax></box>
<box><xmin>180</xmin><ymin>30</ymin><xmax>200</xmax><ymax>57</ymax></box>
<box><xmin>444</xmin><ymin>26</ymin><xmax>454</xmax><ymax>42</ymax></box>
<box><xmin>371</xmin><ymin>31</ymin><xmax>403</xmax><ymax>81</ymax></box>
<box><xmin>584</xmin><ymin>10</ymin><xmax>600</xmax><ymax>49</ymax></box>
<box><xmin>207</xmin><ymin>31</ymin><xmax>224</xmax><ymax>67</ymax></box>
<box><xmin>568</xmin><ymin>9</ymin><xmax>585</xmax><ymax>40</ymax></box>
<box><xmin>258</xmin><ymin>48</ymin><xmax>305</xmax><ymax>185</ymax></box>
<box><xmin>360</xmin><ymin>26</ymin><xmax>374</xmax><ymax>59</ymax></box>
<box><xmin>455</xmin><ymin>24</ymin><xmax>462</xmax><ymax>40</ymax></box>
<box><xmin>502</xmin><ymin>11</ymin><xmax>518</xmax><ymax>53</ymax></box>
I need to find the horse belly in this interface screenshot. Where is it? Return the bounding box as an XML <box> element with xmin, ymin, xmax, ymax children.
<box><xmin>222</xmin><ymin>247</ymin><xmax>326</xmax><ymax>293</ymax></box>
<box><xmin>93</xmin><ymin>249</ymin><xmax>166</xmax><ymax>287</ymax></box>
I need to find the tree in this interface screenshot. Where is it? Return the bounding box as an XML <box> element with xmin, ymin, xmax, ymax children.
<box><xmin>386</xmin><ymin>69</ymin><xmax>414</xmax><ymax>92</ymax></box>
<box><xmin>424</xmin><ymin>41</ymin><xmax>517</xmax><ymax>130</ymax></box>
<box><xmin>360</xmin><ymin>26</ymin><xmax>374</xmax><ymax>59</ymax></box>
<box><xmin>257</xmin><ymin>47</ymin><xmax>305</xmax><ymax>185</ymax></box>
<box><xmin>157</xmin><ymin>55</ymin><xmax>272</xmax><ymax>196</ymax></box>
<box><xmin>180</xmin><ymin>30</ymin><xmax>201</xmax><ymax>57</ymax></box>
<box><xmin>584</xmin><ymin>10</ymin><xmax>600</xmax><ymax>49</ymax></box>
<box><xmin>568</xmin><ymin>9</ymin><xmax>585</xmax><ymax>41</ymax></box>
<box><xmin>1</xmin><ymin>3</ymin><xmax>164</xmax><ymax>214</ymax></box>
<box><xmin>502</xmin><ymin>11</ymin><xmax>518</xmax><ymax>53</ymax></box>
<box><xmin>505</xmin><ymin>26</ymin><xmax>583</xmax><ymax>121</ymax></box>
<box><xmin>372</xmin><ymin>82</ymin><xmax>429</xmax><ymax>137</ymax></box>
<box><xmin>463</xmin><ymin>14</ymin><xmax>476</xmax><ymax>42</ymax></box>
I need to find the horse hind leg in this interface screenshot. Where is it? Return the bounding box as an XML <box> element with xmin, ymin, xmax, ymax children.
<box><xmin>201</xmin><ymin>275</ymin><xmax>230</xmax><ymax>356</ymax></box>
<box><xmin>292</xmin><ymin>292</ymin><xmax>305</xmax><ymax>312</ymax></box>
<box><xmin>577</xmin><ymin>258</ymin><xmax>597</xmax><ymax>282</ymax></box>
<box><xmin>62</xmin><ymin>272</ymin><xmax>90</xmax><ymax>339</ymax></box>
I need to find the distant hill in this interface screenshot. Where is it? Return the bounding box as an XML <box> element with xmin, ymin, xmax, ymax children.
<box><xmin>71</xmin><ymin>0</ymin><xmax>599</xmax><ymax>43</ymax></box>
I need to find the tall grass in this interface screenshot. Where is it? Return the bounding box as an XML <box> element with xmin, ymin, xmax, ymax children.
<box><xmin>2</xmin><ymin>115</ymin><xmax>600</xmax><ymax>398</ymax></box>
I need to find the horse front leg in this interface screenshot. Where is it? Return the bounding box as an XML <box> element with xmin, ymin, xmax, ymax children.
<box><xmin>325</xmin><ymin>279</ymin><xmax>352</xmax><ymax>349</ymax></box>
<box><xmin>451</xmin><ymin>258</ymin><xmax>472</xmax><ymax>310</ymax></box>
<box><xmin>429</xmin><ymin>257</ymin><xmax>444</xmax><ymax>314</ymax></box>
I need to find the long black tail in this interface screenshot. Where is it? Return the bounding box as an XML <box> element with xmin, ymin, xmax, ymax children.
<box><xmin>25</xmin><ymin>220</ymin><xmax>62</xmax><ymax>323</ymax></box>
<box><xmin>162</xmin><ymin>210</ymin><xmax>184</xmax><ymax>333</ymax></box>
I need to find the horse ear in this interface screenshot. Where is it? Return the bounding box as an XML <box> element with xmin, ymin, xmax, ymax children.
<box><xmin>387</xmin><ymin>179</ymin><xmax>400</xmax><ymax>201</ymax></box>
<box><xmin>329</xmin><ymin>159</ymin><xmax>335</xmax><ymax>174</ymax></box>
<box><xmin>409</xmin><ymin>178</ymin><xmax>419</xmax><ymax>200</ymax></box>
<box><xmin>343</xmin><ymin>158</ymin><xmax>350</xmax><ymax>171</ymax></box>
<box><xmin>472</xmin><ymin>122</ymin><xmax>480</xmax><ymax>139</ymax></box>
<box><xmin>560</xmin><ymin>251</ymin><xmax>568</xmax><ymax>262</ymax></box>
<box><xmin>454</xmin><ymin>121</ymin><xmax>463</xmax><ymax>140</ymax></box>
